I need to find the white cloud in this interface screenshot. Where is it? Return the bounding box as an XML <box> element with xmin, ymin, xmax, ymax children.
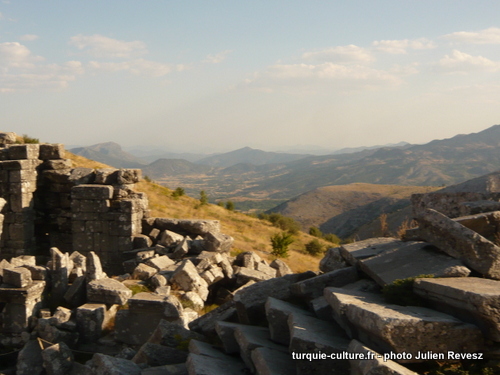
<box><xmin>0</xmin><ymin>42</ymin><xmax>43</xmax><ymax>68</ymax></box>
<box><xmin>69</xmin><ymin>34</ymin><xmax>147</xmax><ymax>58</ymax></box>
<box><xmin>443</xmin><ymin>27</ymin><xmax>500</xmax><ymax>44</ymax></box>
<box><xmin>243</xmin><ymin>62</ymin><xmax>401</xmax><ymax>93</ymax></box>
<box><xmin>88</xmin><ymin>58</ymin><xmax>171</xmax><ymax>77</ymax></box>
<box><xmin>302</xmin><ymin>45</ymin><xmax>374</xmax><ymax>63</ymax></box>
<box><xmin>19</xmin><ymin>34</ymin><xmax>39</xmax><ymax>41</ymax></box>
<box><xmin>437</xmin><ymin>50</ymin><xmax>500</xmax><ymax>73</ymax></box>
<box><xmin>373</xmin><ymin>38</ymin><xmax>436</xmax><ymax>54</ymax></box>
<box><xmin>203</xmin><ymin>50</ymin><xmax>232</xmax><ymax>64</ymax></box>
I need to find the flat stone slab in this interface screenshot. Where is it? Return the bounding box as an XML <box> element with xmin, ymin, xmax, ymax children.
<box><xmin>265</xmin><ymin>297</ymin><xmax>313</xmax><ymax>345</ymax></box>
<box><xmin>324</xmin><ymin>287</ymin><xmax>484</xmax><ymax>359</ymax></box>
<box><xmin>251</xmin><ymin>347</ymin><xmax>296</xmax><ymax>375</ymax></box>
<box><xmin>186</xmin><ymin>353</ymin><xmax>248</xmax><ymax>375</ymax></box>
<box><xmin>215</xmin><ymin>321</ymin><xmax>243</xmax><ymax>354</ymax></box>
<box><xmin>188</xmin><ymin>300</ymin><xmax>238</xmax><ymax>336</ymax></box>
<box><xmin>358</xmin><ymin>241</ymin><xmax>470</xmax><ymax>286</ymax></box>
<box><xmin>416</xmin><ymin>208</ymin><xmax>500</xmax><ymax>279</ymax></box>
<box><xmin>87</xmin><ymin>278</ymin><xmax>132</xmax><ymax>305</ymax></box>
<box><xmin>414</xmin><ymin>277</ymin><xmax>500</xmax><ymax>341</ymax></box>
<box><xmin>339</xmin><ymin>237</ymin><xmax>402</xmax><ymax>266</ymax></box>
<box><xmin>291</xmin><ymin>266</ymin><xmax>359</xmax><ymax>299</ymax></box>
<box><xmin>0</xmin><ymin>280</ymin><xmax>45</xmax><ymax>303</ymax></box>
<box><xmin>288</xmin><ymin>311</ymin><xmax>350</xmax><ymax>374</ymax></box>
<box><xmin>348</xmin><ymin>339</ymin><xmax>418</xmax><ymax>375</ymax></box>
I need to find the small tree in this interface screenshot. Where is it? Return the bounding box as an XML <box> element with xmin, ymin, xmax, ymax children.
<box><xmin>217</xmin><ymin>201</ymin><xmax>225</xmax><ymax>207</ymax></box>
<box><xmin>309</xmin><ymin>226</ymin><xmax>323</xmax><ymax>238</ymax></box>
<box><xmin>323</xmin><ymin>233</ymin><xmax>341</xmax><ymax>244</ymax></box>
<box><xmin>199</xmin><ymin>190</ymin><xmax>209</xmax><ymax>206</ymax></box>
<box><xmin>225</xmin><ymin>201</ymin><xmax>235</xmax><ymax>211</ymax></box>
<box><xmin>172</xmin><ymin>187</ymin><xmax>185</xmax><ymax>198</ymax></box>
<box><xmin>270</xmin><ymin>232</ymin><xmax>294</xmax><ymax>258</ymax></box>
<box><xmin>305</xmin><ymin>239</ymin><xmax>325</xmax><ymax>256</ymax></box>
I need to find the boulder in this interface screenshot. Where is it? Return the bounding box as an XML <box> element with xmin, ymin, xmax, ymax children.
<box><xmin>132</xmin><ymin>263</ymin><xmax>157</xmax><ymax>280</ymax></box>
<box><xmin>269</xmin><ymin>259</ymin><xmax>293</xmax><ymax>277</ymax></box>
<box><xmin>148</xmin><ymin>319</ymin><xmax>205</xmax><ymax>348</ymax></box>
<box><xmin>89</xmin><ymin>353</ymin><xmax>141</xmax><ymax>375</ymax></box>
<box><xmin>319</xmin><ymin>247</ymin><xmax>347</xmax><ymax>273</ymax></box>
<box><xmin>204</xmin><ymin>231</ymin><xmax>233</xmax><ymax>253</ymax></box>
<box><xmin>171</xmin><ymin>259</ymin><xmax>209</xmax><ymax>301</ymax></box>
<box><xmin>41</xmin><ymin>342</ymin><xmax>74</xmax><ymax>375</ymax></box>
<box><xmin>16</xmin><ymin>340</ymin><xmax>44</xmax><ymax>375</ymax></box>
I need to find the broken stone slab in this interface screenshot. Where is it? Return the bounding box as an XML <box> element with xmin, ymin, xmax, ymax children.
<box><xmin>235</xmin><ymin>251</ymin><xmax>261</xmax><ymax>269</ymax></box>
<box><xmin>416</xmin><ymin>208</ymin><xmax>500</xmax><ymax>279</ymax></box>
<box><xmin>87</xmin><ymin>278</ymin><xmax>132</xmax><ymax>305</ymax></box>
<box><xmin>324</xmin><ymin>287</ymin><xmax>484</xmax><ymax>358</ymax></box>
<box><xmin>269</xmin><ymin>259</ymin><xmax>293</xmax><ymax>277</ymax></box>
<box><xmin>233</xmin><ymin>324</ymin><xmax>288</xmax><ymax>373</ymax></box>
<box><xmin>75</xmin><ymin>303</ymin><xmax>106</xmax><ymax>343</ymax></box>
<box><xmin>155</xmin><ymin>218</ymin><xmax>221</xmax><ymax>235</ymax></box>
<box><xmin>16</xmin><ymin>340</ymin><xmax>44</xmax><ymax>375</ymax></box>
<box><xmin>215</xmin><ymin>321</ymin><xmax>243</xmax><ymax>354</ymax></box>
<box><xmin>145</xmin><ymin>255</ymin><xmax>175</xmax><ymax>271</ymax></box>
<box><xmin>132</xmin><ymin>342</ymin><xmax>188</xmax><ymax>366</ymax></box>
<box><xmin>10</xmin><ymin>255</ymin><xmax>36</xmax><ymax>267</ymax></box>
<box><xmin>339</xmin><ymin>237</ymin><xmax>401</xmax><ymax>266</ymax></box>
<box><xmin>358</xmin><ymin>241</ymin><xmax>470</xmax><ymax>287</ymax></box>
<box><xmin>251</xmin><ymin>347</ymin><xmax>296</xmax><ymax>375</ymax></box>
<box><xmin>158</xmin><ymin>230</ymin><xmax>184</xmax><ymax>247</ymax></box>
<box><xmin>265</xmin><ymin>297</ymin><xmax>314</xmax><ymax>345</ymax></box>
<box><xmin>148</xmin><ymin>319</ymin><xmax>205</xmax><ymax>348</ymax></box>
<box><xmin>348</xmin><ymin>339</ymin><xmax>418</xmax><ymax>375</ymax></box>
<box><xmin>41</xmin><ymin>342</ymin><xmax>74</xmax><ymax>375</ymax></box>
<box><xmin>188</xmin><ymin>300</ymin><xmax>239</xmax><ymax>336</ymax></box>
<box><xmin>414</xmin><ymin>277</ymin><xmax>500</xmax><ymax>341</ymax></box>
<box><xmin>453</xmin><ymin>211</ymin><xmax>500</xmax><ymax>238</ymax></box>
<box><xmin>186</xmin><ymin>353</ymin><xmax>248</xmax><ymax>375</ymax></box>
<box><xmin>203</xmin><ymin>231</ymin><xmax>234</xmax><ymax>253</ymax></box>
<box><xmin>86</xmin><ymin>251</ymin><xmax>106</xmax><ymax>281</ymax></box>
<box><xmin>310</xmin><ymin>296</ymin><xmax>333</xmax><ymax>321</ymax></box>
<box><xmin>288</xmin><ymin>311</ymin><xmax>350</xmax><ymax>374</ymax></box>
<box><xmin>291</xmin><ymin>266</ymin><xmax>359</xmax><ymax>299</ymax></box>
<box><xmin>64</xmin><ymin>275</ymin><xmax>86</xmax><ymax>308</ymax></box>
<box><xmin>319</xmin><ymin>247</ymin><xmax>348</xmax><ymax>273</ymax></box>
<box><xmin>89</xmin><ymin>353</ymin><xmax>141</xmax><ymax>375</ymax></box>
<box><xmin>3</xmin><ymin>267</ymin><xmax>33</xmax><ymax>288</ymax></box>
<box><xmin>200</xmin><ymin>266</ymin><xmax>224</xmax><ymax>285</ymax></box>
<box><xmin>170</xmin><ymin>259</ymin><xmax>209</xmax><ymax>301</ymax></box>
<box><xmin>235</xmin><ymin>267</ymin><xmax>274</xmax><ymax>285</ymax></box>
<box><xmin>132</xmin><ymin>263</ymin><xmax>157</xmax><ymax>280</ymax></box>
<box><xmin>128</xmin><ymin>292</ymin><xmax>182</xmax><ymax>317</ymax></box>
<box><xmin>234</xmin><ymin>271</ymin><xmax>316</xmax><ymax>325</ymax></box>
<box><xmin>0</xmin><ymin>280</ymin><xmax>45</xmax><ymax>304</ymax></box>
<box><xmin>172</xmin><ymin>237</ymin><xmax>189</xmax><ymax>259</ymax></box>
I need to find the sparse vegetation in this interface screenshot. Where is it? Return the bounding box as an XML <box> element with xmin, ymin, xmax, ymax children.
<box><xmin>305</xmin><ymin>239</ymin><xmax>325</xmax><ymax>256</ymax></box>
<box><xmin>382</xmin><ymin>275</ymin><xmax>434</xmax><ymax>306</ymax></box>
<box><xmin>259</xmin><ymin>212</ymin><xmax>300</xmax><ymax>235</ymax></box>
<box><xmin>172</xmin><ymin>187</ymin><xmax>185</xmax><ymax>198</ymax></box>
<box><xmin>270</xmin><ymin>231</ymin><xmax>294</xmax><ymax>258</ymax></box>
<box><xmin>20</xmin><ymin>134</ymin><xmax>39</xmax><ymax>144</ymax></box>
<box><xmin>225</xmin><ymin>200</ymin><xmax>235</xmax><ymax>211</ymax></box>
<box><xmin>396</xmin><ymin>218</ymin><xmax>417</xmax><ymax>239</ymax></box>
<box><xmin>143</xmin><ymin>175</ymin><xmax>152</xmax><ymax>183</ymax></box>
<box><xmin>309</xmin><ymin>226</ymin><xmax>323</xmax><ymax>238</ymax></box>
<box><xmin>379</xmin><ymin>213</ymin><xmax>390</xmax><ymax>237</ymax></box>
<box><xmin>199</xmin><ymin>190</ymin><xmax>209</xmax><ymax>206</ymax></box>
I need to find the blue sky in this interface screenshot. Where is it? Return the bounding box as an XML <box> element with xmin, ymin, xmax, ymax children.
<box><xmin>1</xmin><ymin>1</ymin><xmax>500</xmax><ymax>153</ymax></box>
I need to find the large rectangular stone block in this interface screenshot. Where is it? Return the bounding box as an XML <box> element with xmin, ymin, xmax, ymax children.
<box><xmin>7</xmin><ymin>144</ymin><xmax>39</xmax><ymax>160</ymax></box>
<box><xmin>71</xmin><ymin>185</ymin><xmax>113</xmax><ymax>200</ymax></box>
<box><xmin>39</xmin><ymin>143</ymin><xmax>65</xmax><ymax>160</ymax></box>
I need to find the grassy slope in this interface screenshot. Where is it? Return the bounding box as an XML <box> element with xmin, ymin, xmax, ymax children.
<box><xmin>67</xmin><ymin>152</ymin><xmax>324</xmax><ymax>272</ymax></box>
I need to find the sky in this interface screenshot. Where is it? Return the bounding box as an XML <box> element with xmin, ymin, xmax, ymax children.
<box><xmin>1</xmin><ymin>1</ymin><xmax>500</xmax><ymax>153</ymax></box>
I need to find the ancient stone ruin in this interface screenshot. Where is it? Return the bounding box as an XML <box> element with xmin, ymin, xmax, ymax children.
<box><xmin>3</xmin><ymin>132</ymin><xmax>500</xmax><ymax>374</ymax></box>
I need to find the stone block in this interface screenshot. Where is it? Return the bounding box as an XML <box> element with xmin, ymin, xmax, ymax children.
<box><xmin>128</xmin><ymin>292</ymin><xmax>182</xmax><ymax>317</ymax></box>
<box><xmin>158</xmin><ymin>230</ymin><xmax>184</xmax><ymax>247</ymax></box>
<box><xmin>320</xmin><ymin>247</ymin><xmax>348</xmax><ymax>273</ymax></box>
<box><xmin>235</xmin><ymin>267</ymin><xmax>274</xmax><ymax>285</ymax></box>
<box><xmin>41</xmin><ymin>342</ymin><xmax>73</xmax><ymax>375</ymax></box>
<box><xmin>71</xmin><ymin>198</ymin><xmax>110</xmax><ymax>213</ymax></box>
<box><xmin>204</xmin><ymin>230</ymin><xmax>233</xmax><ymax>252</ymax></box>
<box><xmin>251</xmin><ymin>347</ymin><xmax>297</xmax><ymax>375</ymax></box>
<box><xmin>64</xmin><ymin>276</ymin><xmax>86</xmax><ymax>307</ymax></box>
<box><xmin>8</xmin><ymin>144</ymin><xmax>39</xmax><ymax>160</ymax></box>
<box><xmin>0</xmin><ymin>280</ymin><xmax>45</xmax><ymax>304</ymax></box>
<box><xmin>16</xmin><ymin>340</ymin><xmax>44</xmax><ymax>375</ymax></box>
<box><xmin>115</xmin><ymin>309</ymin><xmax>165</xmax><ymax>346</ymax></box>
<box><xmin>86</xmin><ymin>251</ymin><xmax>106</xmax><ymax>281</ymax></box>
<box><xmin>269</xmin><ymin>259</ymin><xmax>293</xmax><ymax>277</ymax></box>
<box><xmin>94</xmin><ymin>168</ymin><xmax>118</xmax><ymax>184</ymax></box>
<box><xmin>340</xmin><ymin>237</ymin><xmax>401</xmax><ymax>266</ymax></box>
<box><xmin>172</xmin><ymin>237</ymin><xmax>189</xmax><ymax>259</ymax></box>
<box><xmin>132</xmin><ymin>342</ymin><xmax>188</xmax><ymax>366</ymax></box>
<box><xmin>89</xmin><ymin>353</ymin><xmax>141</xmax><ymax>375</ymax></box>
<box><xmin>186</xmin><ymin>353</ymin><xmax>248</xmax><ymax>375</ymax></box>
<box><xmin>148</xmin><ymin>319</ymin><xmax>205</xmax><ymax>348</ymax></box>
<box><xmin>291</xmin><ymin>266</ymin><xmax>358</xmax><ymax>299</ymax></box>
<box><xmin>235</xmin><ymin>251</ymin><xmax>261</xmax><ymax>269</ymax></box>
<box><xmin>154</xmin><ymin>218</ymin><xmax>221</xmax><ymax>236</ymax></box>
<box><xmin>68</xmin><ymin>167</ymin><xmax>95</xmax><ymax>185</ymax></box>
<box><xmin>87</xmin><ymin>278</ymin><xmax>132</xmax><ymax>305</ymax></box>
<box><xmin>40</xmin><ymin>159</ymin><xmax>72</xmax><ymax>170</ymax></box>
<box><xmin>189</xmin><ymin>300</ymin><xmax>238</xmax><ymax>336</ymax></box>
<box><xmin>75</xmin><ymin>303</ymin><xmax>106</xmax><ymax>343</ymax></box>
<box><xmin>359</xmin><ymin>241</ymin><xmax>470</xmax><ymax>286</ymax></box>
<box><xmin>23</xmin><ymin>265</ymin><xmax>48</xmax><ymax>280</ymax></box>
<box><xmin>133</xmin><ymin>234</ymin><xmax>152</xmax><ymax>248</ymax></box>
<box><xmin>39</xmin><ymin>143</ymin><xmax>65</xmax><ymax>160</ymax></box>
<box><xmin>117</xmin><ymin>168</ymin><xmax>141</xmax><ymax>184</ymax></box>
<box><xmin>3</xmin><ymin>267</ymin><xmax>32</xmax><ymax>287</ymax></box>
<box><xmin>145</xmin><ymin>255</ymin><xmax>175</xmax><ymax>271</ymax></box>
<box><xmin>132</xmin><ymin>263</ymin><xmax>157</xmax><ymax>280</ymax></box>
<box><xmin>171</xmin><ymin>259</ymin><xmax>209</xmax><ymax>300</ymax></box>
<box><xmin>324</xmin><ymin>287</ymin><xmax>484</xmax><ymax>358</ymax></box>
<box><xmin>10</xmin><ymin>255</ymin><xmax>36</xmax><ymax>267</ymax></box>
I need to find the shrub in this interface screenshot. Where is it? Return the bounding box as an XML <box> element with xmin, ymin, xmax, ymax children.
<box><xmin>309</xmin><ymin>226</ymin><xmax>323</xmax><ymax>238</ymax></box>
<box><xmin>217</xmin><ymin>201</ymin><xmax>225</xmax><ymax>207</ymax></box>
<box><xmin>382</xmin><ymin>274</ymin><xmax>434</xmax><ymax>306</ymax></box>
<box><xmin>225</xmin><ymin>201</ymin><xmax>235</xmax><ymax>211</ymax></box>
<box><xmin>323</xmin><ymin>233</ymin><xmax>341</xmax><ymax>244</ymax></box>
<box><xmin>268</xmin><ymin>213</ymin><xmax>300</xmax><ymax>234</ymax></box>
<box><xmin>199</xmin><ymin>190</ymin><xmax>208</xmax><ymax>206</ymax></box>
<box><xmin>305</xmin><ymin>239</ymin><xmax>325</xmax><ymax>256</ymax></box>
<box><xmin>172</xmin><ymin>187</ymin><xmax>185</xmax><ymax>198</ymax></box>
<box><xmin>270</xmin><ymin>231</ymin><xmax>294</xmax><ymax>258</ymax></box>
<box><xmin>21</xmin><ymin>134</ymin><xmax>39</xmax><ymax>144</ymax></box>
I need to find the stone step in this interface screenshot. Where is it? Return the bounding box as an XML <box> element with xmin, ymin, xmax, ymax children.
<box><xmin>414</xmin><ymin>277</ymin><xmax>500</xmax><ymax>342</ymax></box>
<box><xmin>358</xmin><ymin>241</ymin><xmax>470</xmax><ymax>286</ymax></box>
<box><xmin>324</xmin><ymin>286</ymin><xmax>484</xmax><ymax>360</ymax></box>
<box><xmin>339</xmin><ymin>237</ymin><xmax>401</xmax><ymax>266</ymax></box>
<box><xmin>233</xmin><ymin>324</ymin><xmax>288</xmax><ymax>373</ymax></box>
<box><xmin>348</xmin><ymin>339</ymin><xmax>418</xmax><ymax>375</ymax></box>
<box><xmin>288</xmin><ymin>311</ymin><xmax>350</xmax><ymax>374</ymax></box>
<box><xmin>265</xmin><ymin>297</ymin><xmax>313</xmax><ymax>345</ymax></box>
<box><xmin>187</xmin><ymin>339</ymin><xmax>248</xmax><ymax>375</ymax></box>
<box><xmin>251</xmin><ymin>347</ymin><xmax>296</xmax><ymax>375</ymax></box>
<box><xmin>290</xmin><ymin>267</ymin><xmax>358</xmax><ymax>299</ymax></box>
<box><xmin>215</xmin><ymin>321</ymin><xmax>244</xmax><ymax>354</ymax></box>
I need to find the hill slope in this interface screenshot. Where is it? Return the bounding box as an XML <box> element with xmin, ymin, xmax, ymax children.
<box><xmin>196</xmin><ymin>147</ymin><xmax>311</xmax><ymax>167</ymax></box>
<box><xmin>70</xmin><ymin>142</ymin><xmax>147</xmax><ymax>169</ymax></box>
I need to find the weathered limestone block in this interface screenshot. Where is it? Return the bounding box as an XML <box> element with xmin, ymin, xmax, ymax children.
<box><xmin>133</xmin><ymin>234</ymin><xmax>152</xmax><ymax>248</ymax></box>
<box><xmin>68</xmin><ymin>167</ymin><xmax>95</xmax><ymax>185</ymax></box>
<box><xmin>189</xmin><ymin>300</ymin><xmax>238</xmax><ymax>336</ymax></box>
<box><xmin>154</xmin><ymin>218</ymin><xmax>221</xmax><ymax>236</ymax></box>
<box><xmin>359</xmin><ymin>241</ymin><xmax>470</xmax><ymax>286</ymax></box>
<box><xmin>8</xmin><ymin>144</ymin><xmax>39</xmax><ymax>159</ymax></box>
<box><xmin>146</xmin><ymin>255</ymin><xmax>175</xmax><ymax>271</ymax></box>
<box><xmin>23</xmin><ymin>265</ymin><xmax>48</xmax><ymax>280</ymax></box>
<box><xmin>291</xmin><ymin>266</ymin><xmax>359</xmax><ymax>299</ymax></box>
<box><xmin>251</xmin><ymin>347</ymin><xmax>297</xmax><ymax>375</ymax></box>
<box><xmin>132</xmin><ymin>263</ymin><xmax>157</xmax><ymax>280</ymax></box>
<box><xmin>149</xmin><ymin>319</ymin><xmax>205</xmax><ymax>348</ymax></box>
<box><xmin>179</xmin><ymin>291</ymin><xmax>204</xmax><ymax>311</ymax></box>
<box><xmin>0</xmin><ymin>280</ymin><xmax>45</xmax><ymax>304</ymax></box>
<box><xmin>0</xmin><ymin>131</ymin><xmax>17</xmax><ymax>145</ymax></box>
<box><xmin>204</xmin><ymin>230</ymin><xmax>233</xmax><ymax>252</ymax></box>
<box><xmin>414</xmin><ymin>277</ymin><xmax>500</xmax><ymax>341</ymax></box>
<box><xmin>215</xmin><ymin>321</ymin><xmax>242</xmax><ymax>354</ymax></box>
<box><xmin>172</xmin><ymin>237</ymin><xmax>189</xmax><ymax>259</ymax></box>
<box><xmin>158</xmin><ymin>230</ymin><xmax>184</xmax><ymax>247</ymax></box>
<box><xmin>324</xmin><ymin>287</ymin><xmax>484</xmax><ymax>358</ymax></box>
<box><xmin>339</xmin><ymin>237</ymin><xmax>403</xmax><ymax>266</ymax></box>
<box><xmin>10</xmin><ymin>255</ymin><xmax>36</xmax><ymax>267</ymax></box>
<box><xmin>288</xmin><ymin>312</ymin><xmax>350</xmax><ymax>374</ymax></box>
<box><xmin>128</xmin><ymin>292</ymin><xmax>181</xmax><ymax>317</ymax></box>
<box><xmin>132</xmin><ymin>342</ymin><xmax>188</xmax><ymax>366</ymax></box>
<box><xmin>265</xmin><ymin>297</ymin><xmax>314</xmax><ymax>345</ymax></box>
<box><xmin>171</xmin><ymin>259</ymin><xmax>209</xmax><ymax>301</ymax></box>
<box><xmin>235</xmin><ymin>251</ymin><xmax>261</xmax><ymax>269</ymax></box>
<box><xmin>16</xmin><ymin>340</ymin><xmax>44</xmax><ymax>375</ymax></box>
<box><xmin>64</xmin><ymin>276</ymin><xmax>86</xmax><ymax>307</ymax></box>
<box><xmin>117</xmin><ymin>168</ymin><xmax>141</xmax><ymax>184</ymax></box>
<box><xmin>87</xmin><ymin>278</ymin><xmax>132</xmax><ymax>305</ymax></box>
<box><xmin>49</xmin><ymin>306</ymin><xmax>72</xmax><ymax>326</ymax></box>
<box><xmin>349</xmin><ymin>339</ymin><xmax>418</xmax><ymax>375</ymax></box>
<box><xmin>453</xmin><ymin>211</ymin><xmax>500</xmax><ymax>238</ymax></box>
<box><xmin>320</xmin><ymin>247</ymin><xmax>348</xmax><ymax>273</ymax></box>
<box><xmin>3</xmin><ymin>267</ymin><xmax>32</xmax><ymax>287</ymax></box>
<box><xmin>416</xmin><ymin>208</ymin><xmax>500</xmax><ymax>279</ymax></box>
<box><xmin>37</xmin><ymin>318</ymin><xmax>79</xmax><ymax>348</ymax></box>
<box><xmin>41</xmin><ymin>342</ymin><xmax>74</xmax><ymax>375</ymax></box>
<box><xmin>86</xmin><ymin>251</ymin><xmax>106</xmax><ymax>281</ymax></box>
<box><xmin>270</xmin><ymin>259</ymin><xmax>293</xmax><ymax>277</ymax></box>
<box><xmin>186</xmin><ymin>353</ymin><xmax>248</xmax><ymax>375</ymax></box>
<box><xmin>255</xmin><ymin>262</ymin><xmax>277</xmax><ymax>278</ymax></box>
<box><xmin>71</xmin><ymin>184</ymin><xmax>113</xmax><ymax>200</ymax></box>
<box><xmin>39</xmin><ymin>143</ymin><xmax>65</xmax><ymax>160</ymax></box>
<box><xmin>460</xmin><ymin>200</ymin><xmax>500</xmax><ymax>216</ymax></box>
<box><xmin>235</xmin><ymin>267</ymin><xmax>274</xmax><ymax>285</ymax></box>
<box><xmin>89</xmin><ymin>353</ymin><xmax>141</xmax><ymax>375</ymax></box>
<box><xmin>234</xmin><ymin>271</ymin><xmax>316</xmax><ymax>325</ymax></box>
<box><xmin>310</xmin><ymin>296</ymin><xmax>334</xmax><ymax>321</ymax></box>
<box><xmin>75</xmin><ymin>303</ymin><xmax>106</xmax><ymax>343</ymax></box>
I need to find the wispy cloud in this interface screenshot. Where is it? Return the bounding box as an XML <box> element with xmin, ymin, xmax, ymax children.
<box><xmin>88</xmin><ymin>58</ymin><xmax>172</xmax><ymax>77</ymax></box>
<box><xmin>437</xmin><ymin>50</ymin><xmax>500</xmax><ymax>73</ymax></box>
<box><xmin>443</xmin><ymin>27</ymin><xmax>500</xmax><ymax>44</ymax></box>
<box><xmin>203</xmin><ymin>50</ymin><xmax>232</xmax><ymax>64</ymax></box>
<box><xmin>19</xmin><ymin>34</ymin><xmax>39</xmax><ymax>41</ymax></box>
<box><xmin>373</xmin><ymin>38</ymin><xmax>436</xmax><ymax>54</ymax></box>
<box><xmin>69</xmin><ymin>34</ymin><xmax>147</xmax><ymax>58</ymax></box>
<box><xmin>302</xmin><ymin>45</ymin><xmax>374</xmax><ymax>63</ymax></box>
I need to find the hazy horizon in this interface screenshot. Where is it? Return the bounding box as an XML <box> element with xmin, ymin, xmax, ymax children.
<box><xmin>1</xmin><ymin>1</ymin><xmax>500</xmax><ymax>153</ymax></box>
